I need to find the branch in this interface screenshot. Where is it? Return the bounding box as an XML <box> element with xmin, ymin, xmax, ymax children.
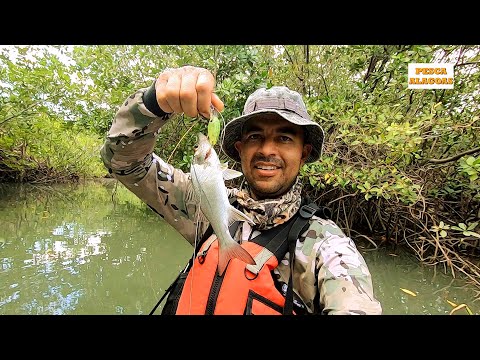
<box><xmin>427</xmin><ymin>146</ymin><xmax>480</xmax><ymax>164</ymax></box>
<box><xmin>0</xmin><ymin>102</ymin><xmax>38</xmax><ymax>126</ymax></box>
<box><xmin>455</xmin><ymin>61</ymin><xmax>480</xmax><ymax>67</ymax></box>
<box><xmin>0</xmin><ymin>89</ymin><xmax>63</xmax><ymax>126</ymax></box>
<box><xmin>282</xmin><ymin>46</ymin><xmax>305</xmax><ymax>85</ymax></box>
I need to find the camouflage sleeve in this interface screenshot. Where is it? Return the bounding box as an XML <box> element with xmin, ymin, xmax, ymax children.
<box><xmin>300</xmin><ymin>218</ymin><xmax>383</xmax><ymax>315</ymax></box>
<box><xmin>100</xmin><ymin>87</ymin><xmax>206</xmax><ymax>246</ymax></box>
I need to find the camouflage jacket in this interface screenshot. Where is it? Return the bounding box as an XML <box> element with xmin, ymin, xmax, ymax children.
<box><xmin>100</xmin><ymin>84</ymin><xmax>383</xmax><ymax>315</ymax></box>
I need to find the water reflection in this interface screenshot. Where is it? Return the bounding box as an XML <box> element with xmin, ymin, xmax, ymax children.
<box><xmin>0</xmin><ymin>180</ymin><xmax>191</xmax><ymax>315</ymax></box>
<box><xmin>0</xmin><ymin>180</ymin><xmax>478</xmax><ymax>315</ymax></box>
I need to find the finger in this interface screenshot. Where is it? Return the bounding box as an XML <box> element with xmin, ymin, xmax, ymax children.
<box><xmin>155</xmin><ymin>70</ymin><xmax>174</xmax><ymax>113</ymax></box>
<box><xmin>196</xmin><ymin>70</ymin><xmax>216</xmax><ymax>118</ymax></box>
<box><xmin>179</xmin><ymin>70</ymin><xmax>200</xmax><ymax>118</ymax></box>
<box><xmin>164</xmin><ymin>72</ymin><xmax>183</xmax><ymax>114</ymax></box>
<box><xmin>211</xmin><ymin>93</ymin><xmax>224</xmax><ymax>112</ymax></box>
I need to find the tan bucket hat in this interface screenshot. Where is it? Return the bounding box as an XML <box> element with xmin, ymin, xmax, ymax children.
<box><xmin>222</xmin><ymin>86</ymin><xmax>324</xmax><ymax>163</ymax></box>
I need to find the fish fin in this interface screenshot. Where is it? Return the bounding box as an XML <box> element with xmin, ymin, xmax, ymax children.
<box><xmin>218</xmin><ymin>241</ymin><xmax>256</xmax><ymax>276</ymax></box>
<box><xmin>229</xmin><ymin>206</ymin><xmax>255</xmax><ymax>225</ymax></box>
<box><xmin>222</xmin><ymin>168</ymin><xmax>243</xmax><ymax>181</ymax></box>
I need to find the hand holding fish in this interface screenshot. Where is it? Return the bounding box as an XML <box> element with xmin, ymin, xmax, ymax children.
<box><xmin>155</xmin><ymin>66</ymin><xmax>224</xmax><ymax>119</ymax></box>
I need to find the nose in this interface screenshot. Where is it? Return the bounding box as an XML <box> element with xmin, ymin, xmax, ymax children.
<box><xmin>257</xmin><ymin>137</ymin><xmax>278</xmax><ymax>157</ymax></box>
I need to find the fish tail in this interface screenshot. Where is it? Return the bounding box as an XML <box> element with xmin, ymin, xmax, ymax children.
<box><xmin>217</xmin><ymin>241</ymin><xmax>256</xmax><ymax>276</ymax></box>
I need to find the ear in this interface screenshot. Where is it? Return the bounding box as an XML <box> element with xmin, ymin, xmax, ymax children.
<box><xmin>301</xmin><ymin>144</ymin><xmax>312</xmax><ymax>164</ymax></box>
<box><xmin>234</xmin><ymin>141</ymin><xmax>242</xmax><ymax>157</ymax></box>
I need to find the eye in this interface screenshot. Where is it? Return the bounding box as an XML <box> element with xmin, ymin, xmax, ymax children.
<box><xmin>279</xmin><ymin>135</ymin><xmax>292</xmax><ymax>142</ymax></box>
<box><xmin>246</xmin><ymin>133</ymin><xmax>261</xmax><ymax>140</ymax></box>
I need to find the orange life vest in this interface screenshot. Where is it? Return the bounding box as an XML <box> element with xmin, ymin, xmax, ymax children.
<box><xmin>176</xmin><ymin>236</ymin><xmax>288</xmax><ymax>315</ymax></box>
<box><xmin>155</xmin><ymin>199</ymin><xmax>328</xmax><ymax>315</ymax></box>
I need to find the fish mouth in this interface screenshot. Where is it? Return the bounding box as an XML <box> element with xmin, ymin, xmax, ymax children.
<box><xmin>205</xmin><ymin>148</ymin><xmax>212</xmax><ymax>160</ymax></box>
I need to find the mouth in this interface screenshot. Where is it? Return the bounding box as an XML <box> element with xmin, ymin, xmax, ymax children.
<box><xmin>253</xmin><ymin>162</ymin><xmax>281</xmax><ymax>176</ymax></box>
<box><xmin>254</xmin><ymin>161</ymin><xmax>281</xmax><ymax>170</ymax></box>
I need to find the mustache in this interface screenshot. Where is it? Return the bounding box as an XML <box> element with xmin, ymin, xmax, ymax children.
<box><xmin>252</xmin><ymin>155</ymin><xmax>284</xmax><ymax>167</ymax></box>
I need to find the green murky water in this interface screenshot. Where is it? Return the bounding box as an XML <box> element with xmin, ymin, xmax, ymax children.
<box><xmin>0</xmin><ymin>180</ymin><xmax>478</xmax><ymax>315</ymax></box>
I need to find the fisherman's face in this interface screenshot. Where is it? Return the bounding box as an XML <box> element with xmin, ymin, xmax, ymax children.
<box><xmin>234</xmin><ymin>115</ymin><xmax>312</xmax><ymax>200</ymax></box>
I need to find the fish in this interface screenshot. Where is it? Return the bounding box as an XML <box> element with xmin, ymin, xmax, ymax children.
<box><xmin>190</xmin><ymin>132</ymin><xmax>256</xmax><ymax>276</ymax></box>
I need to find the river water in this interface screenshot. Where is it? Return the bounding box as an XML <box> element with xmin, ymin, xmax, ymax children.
<box><xmin>0</xmin><ymin>180</ymin><xmax>478</xmax><ymax>315</ymax></box>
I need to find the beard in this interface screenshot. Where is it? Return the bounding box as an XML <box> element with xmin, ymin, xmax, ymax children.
<box><xmin>244</xmin><ymin>174</ymin><xmax>297</xmax><ymax>200</ymax></box>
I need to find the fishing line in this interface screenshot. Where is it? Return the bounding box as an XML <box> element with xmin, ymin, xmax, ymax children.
<box><xmin>190</xmin><ymin>169</ymin><xmax>203</xmax><ymax>315</ymax></box>
<box><xmin>166</xmin><ymin>115</ymin><xmax>197</xmax><ymax>164</ymax></box>
<box><xmin>211</xmin><ymin>105</ymin><xmax>227</xmax><ymax>158</ymax></box>
<box><xmin>211</xmin><ymin>106</ymin><xmax>246</xmax><ymax>191</ymax></box>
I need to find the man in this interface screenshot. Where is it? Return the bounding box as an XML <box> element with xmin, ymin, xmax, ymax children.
<box><xmin>100</xmin><ymin>65</ymin><xmax>382</xmax><ymax>315</ymax></box>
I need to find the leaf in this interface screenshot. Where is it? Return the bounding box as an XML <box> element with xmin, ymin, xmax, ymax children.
<box><xmin>464</xmin><ymin>231</ymin><xmax>480</xmax><ymax>238</ymax></box>
<box><xmin>400</xmin><ymin>288</ymin><xmax>417</xmax><ymax>297</ymax></box>
<box><xmin>467</xmin><ymin>222</ymin><xmax>478</xmax><ymax>231</ymax></box>
<box><xmin>449</xmin><ymin>303</ymin><xmax>473</xmax><ymax>315</ymax></box>
<box><xmin>466</xmin><ymin>156</ymin><xmax>475</xmax><ymax>166</ymax></box>
<box><xmin>446</xmin><ymin>299</ymin><xmax>457</xmax><ymax>307</ymax></box>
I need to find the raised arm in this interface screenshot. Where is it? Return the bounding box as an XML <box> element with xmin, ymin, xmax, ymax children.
<box><xmin>100</xmin><ymin>66</ymin><xmax>224</xmax><ymax>245</ymax></box>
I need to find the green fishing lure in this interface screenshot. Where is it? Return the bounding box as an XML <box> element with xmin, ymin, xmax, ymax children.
<box><xmin>207</xmin><ymin>108</ymin><xmax>221</xmax><ymax>146</ymax></box>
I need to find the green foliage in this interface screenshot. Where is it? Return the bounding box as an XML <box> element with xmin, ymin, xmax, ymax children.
<box><xmin>430</xmin><ymin>220</ymin><xmax>480</xmax><ymax>239</ymax></box>
<box><xmin>458</xmin><ymin>156</ymin><xmax>480</xmax><ymax>182</ymax></box>
<box><xmin>1</xmin><ymin>44</ymin><xmax>479</xmax><ymax>215</ymax></box>
<box><xmin>0</xmin><ymin>113</ymin><xmax>105</xmax><ymax>182</ymax></box>
<box><xmin>301</xmin><ymin>156</ymin><xmax>421</xmax><ymax>204</ymax></box>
